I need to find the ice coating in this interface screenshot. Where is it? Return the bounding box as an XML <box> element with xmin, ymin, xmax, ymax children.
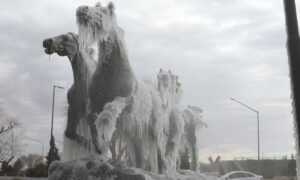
<box><xmin>42</xmin><ymin>2</ymin><xmax>214</xmax><ymax>179</ymax></box>
<box><xmin>157</xmin><ymin>69</ymin><xmax>184</xmax><ymax>172</ymax></box>
<box><xmin>42</xmin><ymin>32</ymin><xmax>98</xmax><ymax>161</ymax></box>
<box><xmin>76</xmin><ymin>2</ymin><xmax>118</xmax><ymax>50</ymax></box>
<box><xmin>76</xmin><ymin>2</ymin><xmax>164</xmax><ymax>170</ymax></box>
<box><xmin>182</xmin><ymin>105</ymin><xmax>207</xmax><ymax>171</ymax></box>
<box><xmin>157</xmin><ymin>69</ymin><xmax>183</xmax><ymax>109</ymax></box>
<box><xmin>94</xmin><ymin>96</ymin><xmax>127</xmax><ymax>153</ymax></box>
<box><xmin>41</xmin><ymin>1</ymin><xmax>209</xmax><ymax>175</ymax></box>
<box><xmin>48</xmin><ymin>159</ymin><xmax>218</xmax><ymax>180</ymax></box>
<box><xmin>156</xmin><ymin>69</ymin><xmax>207</xmax><ymax>172</ymax></box>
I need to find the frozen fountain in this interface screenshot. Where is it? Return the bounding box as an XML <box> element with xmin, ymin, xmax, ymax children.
<box><xmin>42</xmin><ymin>2</ymin><xmax>214</xmax><ymax>180</ymax></box>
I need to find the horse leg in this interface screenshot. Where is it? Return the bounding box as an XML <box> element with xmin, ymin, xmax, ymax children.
<box><xmin>157</xmin><ymin>148</ymin><xmax>164</xmax><ymax>174</ymax></box>
<box><xmin>190</xmin><ymin>144</ymin><xmax>199</xmax><ymax>171</ymax></box>
<box><xmin>65</xmin><ymin>104</ymin><xmax>88</xmax><ymax>148</ymax></box>
<box><xmin>88</xmin><ymin>97</ymin><xmax>129</xmax><ymax>155</ymax></box>
<box><xmin>122</xmin><ymin>132</ymin><xmax>137</xmax><ymax>167</ymax></box>
<box><xmin>186</xmin><ymin>132</ymin><xmax>197</xmax><ymax>171</ymax></box>
<box><xmin>65</xmin><ymin>87</ymin><xmax>87</xmax><ymax>146</ymax></box>
<box><xmin>148</xmin><ymin>138</ymin><xmax>158</xmax><ymax>173</ymax></box>
<box><xmin>87</xmin><ymin>113</ymin><xmax>103</xmax><ymax>154</ymax></box>
<box><xmin>165</xmin><ymin>109</ymin><xmax>184</xmax><ymax>171</ymax></box>
<box><xmin>123</xmin><ymin>131</ymin><xmax>145</xmax><ymax>169</ymax></box>
<box><xmin>133</xmin><ymin>140</ymin><xmax>144</xmax><ymax>169</ymax></box>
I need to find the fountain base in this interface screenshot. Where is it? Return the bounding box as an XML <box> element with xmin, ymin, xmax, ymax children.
<box><xmin>48</xmin><ymin>159</ymin><xmax>217</xmax><ymax>180</ymax></box>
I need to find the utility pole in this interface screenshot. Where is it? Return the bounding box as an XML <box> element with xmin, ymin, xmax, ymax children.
<box><xmin>283</xmin><ymin>0</ymin><xmax>300</xmax><ymax>179</ymax></box>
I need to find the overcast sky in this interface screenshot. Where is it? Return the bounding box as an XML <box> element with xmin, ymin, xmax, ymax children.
<box><xmin>0</xmin><ymin>0</ymin><xmax>297</xmax><ymax>162</ymax></box>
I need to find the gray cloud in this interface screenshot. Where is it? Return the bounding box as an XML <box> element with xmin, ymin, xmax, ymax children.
<box><xmin>0</xmin><ymin>0</ymin><xmax>295</xmax><ymax>162</ymax></box>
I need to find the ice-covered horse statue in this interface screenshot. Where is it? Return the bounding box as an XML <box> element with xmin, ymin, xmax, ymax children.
<box><xmin>76</xmin><ymin>2</ymin><xmax>165</xmax><ymax>171</ymax></box>
<box><xmin>43</xmin><ymin>33</ymin><xmax>97</xmax><ymax>152</ymax></box>
<box><xmin>44</xmin><ymin>2</ymin><xmax>214</xmax><ymax>180</ymax></box>
<box><xmin>181</xmin><ymin>105</ymin><xmax>207</xmax><ymax>171</ymax></box>
<box><xmin>157</xmin><ymin>69</ymin><xmax>184</xmax><ymax>172</ymax></box>
<box><xmin>157</xmin><ymin>69</ymin><xmax>207</xmax><ymax>172</ymax></box>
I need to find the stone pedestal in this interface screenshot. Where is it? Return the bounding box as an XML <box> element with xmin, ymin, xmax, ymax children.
<box><xmin>48</xmin><ymin>159</ymin><xmax>217</xmax><ymax>180</ymax></box>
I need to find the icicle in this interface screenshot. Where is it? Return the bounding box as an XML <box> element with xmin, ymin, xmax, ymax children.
<box><xmin>49</xmin><ymin>54</ymin><xmax>51</xmax><ymax>61</ymax></box>
<box><xmin>94</xmin><ymin>96</ymin><xmax>128</xmax><ymax>153</ymax></box>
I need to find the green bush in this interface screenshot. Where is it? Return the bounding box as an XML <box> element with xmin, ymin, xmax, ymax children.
<box><xmin>25</xmin><ymin>163</ymin><xmax>47</xmax><ymax>177</ymax></box>
<box><xmin>1</xmin><ymin>164</ymin><xmax>14</xmax><ymax>176</ymax></box>
<box><xmin>13</xmin><ymin>159</ymin><xmax>23</xmax><ymax>176</ymax></box>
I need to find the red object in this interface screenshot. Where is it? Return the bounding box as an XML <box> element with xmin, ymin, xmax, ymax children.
<box><xmin>215</xmin><ymin>156</ymin><xmax>221</xmax><ymax>163</ymax></box>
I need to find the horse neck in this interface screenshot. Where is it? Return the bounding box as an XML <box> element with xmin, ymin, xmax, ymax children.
<box><xmin>70</xmin><ymin>51</ymin><xmax>93</xmax><ymax>85</ymax></box>
<box><xmin>97</xmin><ymin>29</ymin><xmax>131</xmax><ymax>69</ymax></box>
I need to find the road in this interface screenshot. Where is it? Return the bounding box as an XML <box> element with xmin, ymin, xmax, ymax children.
<box><xmin>0</xmin><ymin>177</ymin><xmax>47</xmax><ymax>180</ymax></box>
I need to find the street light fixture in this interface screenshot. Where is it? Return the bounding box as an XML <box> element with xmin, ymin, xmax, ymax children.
<box><xmin>230</xmin><ymin>97</ymin><xmax>261</xmax><ymax>175</ymax></box>
<box><xmin>51</xmin><ymin>85</ymin><xmax>64</xmax><ymax>138</ymax></box>
<box><xmin>47</xmin><ymin>85</ymin><xmax>64</xmax><ymax>167</ymax></box>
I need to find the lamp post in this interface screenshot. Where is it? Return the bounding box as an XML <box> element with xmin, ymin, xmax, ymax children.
<box><xmin>24</xmin><ymin>136</ymin><xmax>44</xmax><ymax>161</ymax></box>
<box><xmin>51</xmin><ymin>85</ymin><xmax>64</xmax><ymax>138</ymax></box>
<box><xmin>283</xmin><ymin>0</ymin><xmax>300</xmax><ymax>178</ymax></box>
<box><xmin>11</xmin><ymin>127</ymin><xmax>14</xmax><ymax>157</ymax></box>
<box><xmin>47</xmin><ymin>85</ymin><xmax>64</xmax><ymax>168</ymax></box>
<box><xmin>230</xmin><ymin>98</ymin><xmax>260</xmax><ymax>175</ymax></box>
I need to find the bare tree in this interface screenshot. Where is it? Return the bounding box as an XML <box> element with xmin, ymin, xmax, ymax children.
<box><xmin>19</xmin><ymin>154</ymin><xmax>43</xmax><ymax>169</ymax></box>
<box><xmin>0</xmin><ymin>118</ymin><xmax>19</xmax><ymax>136</ymax></box>
<box><xmin>0</xmin><ymin>107</ymin><xmax>20</xmax><ymax>166</ymax></box>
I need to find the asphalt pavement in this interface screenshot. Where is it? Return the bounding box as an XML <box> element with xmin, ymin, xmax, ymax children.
<box><xmin>0</xmin><ymin>177</ymin><xmax>47</xmax><ymax>180</ymax></box>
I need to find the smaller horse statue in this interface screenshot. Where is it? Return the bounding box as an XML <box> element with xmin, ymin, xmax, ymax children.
<box><xmin>157</xmin><ymin>69</ymin><xmax>184</xmax><ymax>172</ymax></box>
<box><xmin>181</xmin><ymin>105</ymin><xmax>207</xmax><ymax>171</ymax></box>
<box><xmin>157</xmin><ymin>69</ymin><xmax>207</xmax><ymax>172</ymax></box>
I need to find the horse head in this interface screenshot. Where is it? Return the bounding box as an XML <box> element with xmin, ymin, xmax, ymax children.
<box><xmin>157</xmin><ymin>69</ymin><xmax>183</xmax><ymax>108</ymax></box>
<box><xmin>76</xmin><ymin>2</ymin><xmax>120</xmax><ymax>48</ymax></box>
<box><xmin>43</xmin><ymin>32</ymin><xmax>79</xmax><ymax>61</ymax></box>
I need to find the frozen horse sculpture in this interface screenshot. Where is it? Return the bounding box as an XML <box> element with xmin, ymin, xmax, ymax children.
<box><xmin>43</xmin><ymin>32</ymin><xmax>97</xmax><ymax>160</ymax></box>
<box><xmin>181</xmin><ymin>105</ymin><xmax>207</xmax><ymax>171</ymax></box>
<box><xmin>43</xmin><ymin>32</ymin><xmax>96</xmax><ymax>144</ymax></box>
<box><xmin>76</xmin><ymin>2</ymin><xmax>135</xmax><ymax>155</ymax></box>
<box><xmin>76</xmin><ymin>2</ymin><xmax>166</xmax><ymax>171</ymax></box>
<box><xmin>157</xmin><ymin>69</ymin><xmax>208</xmax><ymax>172</ymax></box>
<box><xmin>157</xmin><ymin>69</ymin><xmax>184</xmax><ymax>172</ymax></box>
<box><xmin>46</xmin><ymin>2</ymin><xmax>214</xmax><ymax>180</ymax></box>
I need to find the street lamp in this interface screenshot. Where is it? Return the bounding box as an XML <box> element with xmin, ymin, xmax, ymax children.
<box><xmin>51</xmin><ymin>85</ymin><xmax>64</xmax><ymax>138</ymax></box>
<box><xmin>230</xmin><ymin>97</ymin><xmax>261</xmax><ymax>175</ymax></box>
<box><xmin>47</xmin><ymin>85</ymin><xmax>64</xmax><ymax>167</ymax></box>
<box><xmin>24</xmin><ymin>136</ymin><xmax>44</xmax><ymax>161</ymax></box>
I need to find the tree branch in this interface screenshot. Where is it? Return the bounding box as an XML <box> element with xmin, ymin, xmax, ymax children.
<box><xmin>0</xmin><ymin>118</ymin><xmax>19</xmax><ymax>135</ymax></box>
<box><xmin>0</xmin><ymin>126</ymin><xmax>4</xmax><ymax>134</ymax></box>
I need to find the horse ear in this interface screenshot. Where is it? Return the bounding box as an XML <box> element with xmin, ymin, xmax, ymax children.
<box><xmin>108</xmin><ymin>2</ymin><xmax>115</xmax><ymax>15</ymax></box>
<box><xmin>159</xmin><ymin>68</ymin><xmax>163</xmax><ymax>73</ymax></box>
